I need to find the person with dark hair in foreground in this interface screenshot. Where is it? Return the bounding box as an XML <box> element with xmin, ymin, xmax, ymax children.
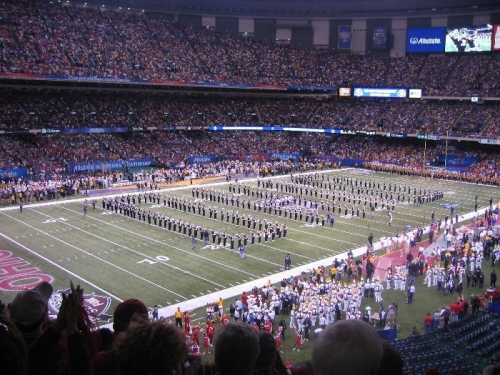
<box><xmin>214</xmin><ymin>322</ymin><xmax>260</xmax><ymax>375</ymax></box>
<box><xmin>115</xmin><ymin>321</ymin><xmax>188</xmax><ymax>375</ymax></box>
<box><xmin>312</xmin><ymin>320</ymin><xmax>384</xmax><ymax>375</ymax></box>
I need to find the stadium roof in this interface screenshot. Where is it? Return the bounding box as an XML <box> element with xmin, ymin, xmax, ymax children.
<box><xmin>82</xmin><ymin>0</ymin><xmax>500</xmax><ymax>17</ymax></box>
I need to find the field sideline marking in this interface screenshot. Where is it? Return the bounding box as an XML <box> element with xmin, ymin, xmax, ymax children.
<box><xmin>0</xmin><ymin>231</ymin><xmax>123</xmax><ymax>303</ymax></box>
<box><xmin>1</xmin><ymin>211</ymin><xmax>188</xmax><ymax>300</ymax></box>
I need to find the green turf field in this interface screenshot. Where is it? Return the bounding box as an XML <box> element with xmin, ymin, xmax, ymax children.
<box><xmin>1</xmin><ymin>168</ymin><xmax>499</xmax><ymax>364</ymax></box>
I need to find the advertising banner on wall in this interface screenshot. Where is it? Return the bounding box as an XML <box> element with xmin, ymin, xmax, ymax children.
<box><xmin>406</xmin><ymin>28</ymin><xmax>445</xmax><ymax>53</ymax></box>
<box><xmin>338</xmin><ymin>25</ymin><xmax>352</xmax><ymax>49</ymax></box>
<box><xmin>492</xmin><ymin>24</ymin><xmax>500</xmax><ymax>51</ymax></box>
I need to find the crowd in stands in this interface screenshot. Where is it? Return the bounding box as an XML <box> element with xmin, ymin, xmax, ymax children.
<box><xmin>1</xmin><ymin>93</ymin><xmax>500</xmax><ymax>138</ymax></box>
<box><xmin>1</xmin><ymin>132</ymin><xmax>500</xmax><ymax>201</ymax></box>
<box><xmin>0</xmin><ymin>0</ymin><xmax>500</xmax><ymax>96</ymax></box>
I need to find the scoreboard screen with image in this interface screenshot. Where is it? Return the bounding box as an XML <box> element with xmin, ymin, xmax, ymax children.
<box><xmin>445</xmin><ymin>25</ymin><xmax>492</xmax><ymax>53</ymax></box>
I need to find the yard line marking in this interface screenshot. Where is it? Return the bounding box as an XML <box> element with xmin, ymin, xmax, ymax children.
<box><xmin>34</xmin><ymin>208</ymin><xmax>229</xmax><ymax>290</ymax></box>
<box><xmin>2</xmin><ymin>211</ymin><xmax>188</xmax><ymax>300</ymax></box>
<box><xmin>0</xmin><ymin>231</ymin><xmax>123</xmax><ymax>303</ymax></box>
<box><xmin>58</xmin><ymin>206</ymin><xmax>261</xmax><ymax>280</ymax></box>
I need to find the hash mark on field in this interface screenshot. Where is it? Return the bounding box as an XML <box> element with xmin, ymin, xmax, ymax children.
<box><xmin>191</xmin><ymin>295</ymin><xmax>197</xmax><ymax>298</ymax></box>
<box><xmin>242</xmin><ymin>279</ymin><xmax>248</xmax><ymax>282</ymax></box>
<box><xmin>207</xmin><ymin>290</ymin><xmax>212</xmax><ymax>293</ymax></box>
<box><xmin>228</xmin><ymin>283</ymin><xmax>234</xmax><ymax>286</ymax></box>
<box><xmin>175</xmin><ymin>299</ymin><xmax>180</xmax><ymax>303</ymax></box>
<box><xmin>199</xmin><ymin>292</ymin><xmax>204</xmax><ymax>295</ymax></box>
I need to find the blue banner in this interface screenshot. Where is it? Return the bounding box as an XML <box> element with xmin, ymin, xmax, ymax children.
<box><xmin>436</xmin><ymin>155</ymin><xmax>478</xmax><ymax>167</ymax></box>
<box><xmin>268</xmin><ymin>153</ymin><xmax>302</xmax><ymax>161</ymax></box>
<box><xmin>377</xmin><ymin>328</ymin><xmax>397</xmax><ymax>341</ymax></box>
<box><xmin>353</xmin><ymin>87</ymin><xmax>407</xmax><ymax>98</ymax></box>
<box><xmin>387</xmin><ymin>132</ymin><xmax>407</xmax><ymax>138</ymax></box>
<box><xmin>0</xmin><ymin>168</ymin><xmax>28</xmax><ymax>180</ymax></box>
<box><xmin>372</xmin><ymin>27</ymin><xmax>388</xmax><ymax>49</ymax></box>
<box><xmin>407</xmin><ymin>28</ymin><xmax>446</xmax><ymax>53</ymax></box>
<box><xmin>338</xmin><ymin>25</ymin><xmax>352</xmax><ymax>49</ymax></box>
<box><xmin>187</xmin><ymin>156</ymin><xmax>218</xmax><ymax>164</ymax></box>
<box><xmin>69</xmin><ymin>158</ymin><xmax>154</xmax><ymax>173</ymax></box>
<box><xmin>61</xmin><ymin>127</ymin><xmax>128</xmax><ymax>134</ymax></box>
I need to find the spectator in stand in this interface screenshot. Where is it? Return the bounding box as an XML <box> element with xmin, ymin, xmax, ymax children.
<box><xmin>7</xmin><ymin>281</ymin><xmax>95</xmax><ymax>375</ymax></box>
<box><xmin>94</xmin><ymin>298</ymin><xmax>149</xmax><ymax>375</ymax></box>
<box><xmin>8</xmin><ymin>281</ymin><xmax>54</xmax><ymax>346</ymax></box>
<box><xmin>377</xmin><ymin>341</ymin><xmax>404</xmax><ymax>375</ymax></box>
<box><xmin>254</xmin><ymin>331</ymin><xmax>288</xmax><ymax>375</ymax></box>
<box><xmin>0</xmin><ymin>311</ymin><xmax>28</xmax><ymax>375</ymax></box>
<box><xmin>214</xmin><ymin>322</ymin><xmax>260</xmax><ymax>375</ymax></box>
<box><xmin>312</xmin><ymin>320</ymin><xmax>383</xmax><ymax>375</ymax></box>
<box><xmin>114</xmin><ymin>321</ymin><xmax>189</xmax><ymax>375</ymax></box>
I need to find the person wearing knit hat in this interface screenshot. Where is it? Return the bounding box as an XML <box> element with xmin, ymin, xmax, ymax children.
<box><xmin>9</xmin><ymin>281</ymin><xmax>53</xmax><ymax>345</ymax></box>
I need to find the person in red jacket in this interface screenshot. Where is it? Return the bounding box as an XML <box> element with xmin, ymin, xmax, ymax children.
<box><xmin>206</xmin><ymin>320</ymin><xmax>215</xmax><ymax>345</ymax></box>
<box><xmin>423</xmin><ymin>313</ymin><xmax>433</xmax><ymax>334</ymax></box>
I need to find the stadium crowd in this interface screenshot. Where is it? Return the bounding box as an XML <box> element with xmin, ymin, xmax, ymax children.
<box><xmin>1</xmin><ymin>95</ymin><xmax>499</xmax><ymax>138</ymax></box>
<box><xmin>2</xmin><ymin>133</ymin><xmax>500</xmax><ymax>201</ymax></box>
<box><xmin>0</xmin><ymin>0</ymin><xmax>499</xmax><ymax>96</ymax></box>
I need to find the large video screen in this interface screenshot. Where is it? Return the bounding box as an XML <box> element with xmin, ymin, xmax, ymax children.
<box><xmin>445</xmin><ymin>25</ymin><xmax>492</xmax><ymax>53</ymax></box>
<box><xmin>353</xmin><ymin>87</ymin><xmax>407</xmax><ymax>99</ymax></box>
<box><xmin>493</xmin><ymin>24</ymin><xmax>500</xmax><ymax>51</ymax></box>
<box><xmin>406</xmin><ymin>28</ymin><xmax>445</xmax><ymax>53</ymax></box>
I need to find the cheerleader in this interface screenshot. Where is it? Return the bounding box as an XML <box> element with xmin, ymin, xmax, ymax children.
<box><xmin>202</xmin><ymin>331</ymin><xmax>211</xmax><ymax>355</ymax></box>
<box><xmin>275</xmin><ymin>330</ymin><xmax>284</xmax><ymax>354</ymax></box>
<box><xmin>293</xmin><ymin>330</ymin><xmax>303</xmax><ymax>352</ymax></box>
<box><xmin>192</xmin><ymin>324</ymin><xmax>200</xmax><ymax>345</ymax></box>
<box><xmin>184</xmin><ymin>311</ymin><xmax>191</xmax><ymax>335</ymax></box>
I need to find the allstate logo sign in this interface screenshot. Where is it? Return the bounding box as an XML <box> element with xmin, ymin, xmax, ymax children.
<box><xmin>410</xmin><ymin>37</ymin><xmax>418</xmax><ymax>44</ymax></box>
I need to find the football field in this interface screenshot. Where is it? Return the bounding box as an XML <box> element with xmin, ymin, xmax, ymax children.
<box><xmin>1</xmin><ymin>168</ymin><xmax>499</xmax><ymax>324</ymax></box>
